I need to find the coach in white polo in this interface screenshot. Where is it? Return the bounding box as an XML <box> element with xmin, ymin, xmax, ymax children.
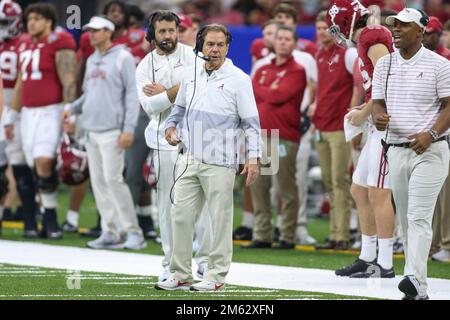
<box><xmin>372</xmin><ymin>8</ymin><xmax>450</xmax><ymax>300</ymax></box>
<box><xmin>157</xmin><ymin>24</ymin><xmax>262</xmax><ymax>291</ymax></box>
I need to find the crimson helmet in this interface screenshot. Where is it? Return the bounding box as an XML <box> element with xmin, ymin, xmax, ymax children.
<box><xmin>0</xmin><ymin>0</ymin><xmax>21</xmax><ymax>42</ymax></box>
<box><xmin>326</xmin><ymin>0</ymin><xmax>370</xmax><ymax>47</ymax></box>
<box><xmin>58</xmin><ymin>134</ymin><xmax>89</xmax><ymax>186</ymax></box>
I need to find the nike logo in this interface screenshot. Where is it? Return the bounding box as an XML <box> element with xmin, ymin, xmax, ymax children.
<box><xmin>155</xmin><ymin>67</ymin><xmax>162</xmax><ymax>72</ymax></box>
<box><xmin>214</xmin><ymin>283</ymin><xmax>224</xmax><ymax>290</ymax></box>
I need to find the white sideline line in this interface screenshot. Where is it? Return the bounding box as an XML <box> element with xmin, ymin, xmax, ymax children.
<box><xmin>1</xmin><ymin>240</ymin><xmax>450</xmax><ymax>300</ymax></box>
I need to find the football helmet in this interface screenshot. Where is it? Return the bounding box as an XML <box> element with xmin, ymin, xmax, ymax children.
<box><xmin>0</xmin><ymin>0</ymin><xmax>21</xmax><ymax>42</ymax></box>
<box><xmin>58</xmin><ymin>134</ymin><xmax>89</xmax><ymax>186</ymax></box>
<box><xmin>326</xmin><ymin>0</ymin><xmax>370</xmax><ymax>47</ymax></box>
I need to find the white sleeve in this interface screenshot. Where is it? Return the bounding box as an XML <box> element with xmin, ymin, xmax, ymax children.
<box><xmin>437</xmin><ymin>59</ymin><xmax>450</xmax><ymax>99</ymax></box>
<box><xmin>135</xmin><ymin>54</ymin><xmax>171</xmax><ymax>117</ymax></box>
<box><xmin>345</xmin><ymin>48</ymin><xmax>358</xmax><ymax>75</ymax></box>
<box><xmin>305</xmin><ymin>54</ymin><xmax>318</xmax><ymax>83</ymax></box>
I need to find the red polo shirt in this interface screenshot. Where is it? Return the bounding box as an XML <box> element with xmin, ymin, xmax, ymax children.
<box><xmin>436</xmin><ymin>44</ymin><xmax>450</xmax><ymax>60</ymax></box>
<box><xmin>313</xmin><ymin>44</ymin><xmax>354</xmax><ymax>132</ymax></box>
<box><xmin>252</xmin><ymin>56</ymin><xmax>307</xmax><ymax>142</ymax></box>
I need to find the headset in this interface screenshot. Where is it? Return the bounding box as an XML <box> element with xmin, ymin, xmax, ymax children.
<box><xmin>145</xmin><ymin>10</ymin><xmax>180</xmax><ymax>43</ymax></box>
<box><xmin>416</xmin><ymin>9</ymin><xmax>429</xmax><ymax>28</ymax></box>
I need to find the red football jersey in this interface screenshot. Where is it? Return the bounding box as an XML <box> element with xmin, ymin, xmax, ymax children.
<box><xmin>250</xmin><ymin>38</ymin><xmax>271</xmax><ymax>60</ymax></box>
<box><xmin>436</xmin><ymin>44</ymin><xmax>450</xmax><ymax>60</ymax></box>
<box><xmin>19</xmin><ymin>31</ymin><xmax>76</xmax><ymax>107</ymax></box>
<box><xmin>357</xmin><ymin>25</ymin><xmax>393</xmax><ymax>102</ymax></box>
<box><xmin>297</xmin><ymin>38</ymin><xmax>317</xmax><ymax>58</ymax></box>
<box><xmin>0</xmin><ymin>33</ymin><xmax>31</xmax><ymax>89</ymax></box>
<box><xmin>78</xmin><ymin>28</ymin><xmax>145</xmax><ymax>60</ymax></box>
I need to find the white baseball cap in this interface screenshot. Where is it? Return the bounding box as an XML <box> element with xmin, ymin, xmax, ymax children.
<box><xmin>83</xmin><ymin>16</ymin><xmax>115</xmax><ymax>31</ymax></box>
<box><xmin>386</xmin><ymin>8</ymin><xmax>426</xmax><ymax>28</ymax></box>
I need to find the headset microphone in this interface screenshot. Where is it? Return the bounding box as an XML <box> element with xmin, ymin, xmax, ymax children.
<box><xmin>194</xmin><ymin>51</ymin><xmax>211</xmax><ymax>61</ymax></box>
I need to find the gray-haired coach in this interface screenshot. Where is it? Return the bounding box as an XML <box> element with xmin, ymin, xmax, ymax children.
<box><xmin>372</xmin><ymin>8</ymin><xmax>450</xmax><ymax>300</ymax></box>
<box><xmin>156</xmin><ymin>24</ymin><xmax>262</xmax><ymax>291</ymax></box>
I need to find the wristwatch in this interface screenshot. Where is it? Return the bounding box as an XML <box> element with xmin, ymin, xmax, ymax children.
<box><xmin>429</xmin><ymin>129</ymin><xmax>439</xmax><ymax>142</ymax></box>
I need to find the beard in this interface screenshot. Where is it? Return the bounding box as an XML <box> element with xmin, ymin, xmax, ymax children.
<box><xmin>157</xmin><ymin>38</ymin><xmax>177</xmax><ymax>54</ymax></box>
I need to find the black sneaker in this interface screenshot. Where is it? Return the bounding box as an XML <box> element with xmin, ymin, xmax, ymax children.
<box><xmin>138</xmin><ymin>216</ymin><xmax>161</xmax><ymax>243</ymax></box>
<box><xmin>241</xmin><ymin>240</ymin><xmax>272</xmax><ymax>249</ymax></box>
<box><xmin>2</xmin><ymin>208</ymin><xmax>13</xmax><ymax>221</ymax></box>
<box><xmin>350</xmin><ymin>263</ymin><xmax>395</xmax><ymax>278</ymax></box>
<box><xmin>335</xmin><ymin>258</ymin><xmax>375</xmax><ymax>277</ymax></box>
<box><xmin>42</xmin><ymin>209</ymin><xmax>63</xmax><ymax>240</ymax></box>
<box><xmin>233</xmin><ymin>226</ymin><xmax>253</xmax><ymax>241</ymax></box>
<box><xmin>62</xmin><ymin>221</ymin><xmax>78</xmax><ymax>233</ymax></box>
<box><xmin>23</xmin><ymin>229</ymin><xmax>39</xmax><ymax>239</ymax></box>
<box><xmin>272</xmin><ymin>240</ymin><xmax>295</xmax><ymax>250</ymax></box>
<box><xmin>80</xmin><ymin>225</ymin><xmax>102</xmax><ymax>238</ymax></box>
<box><xmin>399</xmin><ymin>276</ymin><xmax>429</xmax><ymax>300</ymax></box>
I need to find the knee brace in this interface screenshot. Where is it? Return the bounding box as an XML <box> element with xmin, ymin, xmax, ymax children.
<box><xmin>0</xmin><ymin>165</ymin><xmax>9</xmax><ymax>199</ymax></box>
<box><xmin>35</xmin><ymin>170</ymin><xmax>59</xmax><ymax>193</ymax></box>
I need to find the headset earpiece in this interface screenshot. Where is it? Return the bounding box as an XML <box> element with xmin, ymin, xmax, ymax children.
<box><xmin>417</xmin><ymin>9</ymin><xmax>429</xmax><ymax>27</ymax></box>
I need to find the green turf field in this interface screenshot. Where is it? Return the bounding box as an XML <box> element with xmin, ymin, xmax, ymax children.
<box><xmin>0</xmin><ymin>263</ymin><xmax>373</xmax><ymax>300</ymax></box>
<box><xmin>1</xmin><ymin>185</ymin><xmax>449</xmax><ymax>300</ymax></box>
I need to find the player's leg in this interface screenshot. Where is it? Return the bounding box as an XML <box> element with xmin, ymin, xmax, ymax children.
<box><xmin>335</xmin><ymin>133</ymin><xmax>376</xmax><ymax>276</ymax></box>
<box><xmin>31</xmin><ymin>105</ymin><xmax>65</xmax><ymax>239</ymax></box>
<box><xmin>232</xmin><ymin>186</ymin><xmax>254</xmax><ymax>241</ymax></box>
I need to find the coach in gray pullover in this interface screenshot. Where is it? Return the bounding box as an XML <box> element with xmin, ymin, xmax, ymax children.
<box><xmin>67</xmin><ymin>43</ymin><xmax>139</xmax><ymax>134</ymax></box>
<box><xmin>63</xmin><ymin>16</ymin><xmax>145</xmax><ymax>251</ymax></box>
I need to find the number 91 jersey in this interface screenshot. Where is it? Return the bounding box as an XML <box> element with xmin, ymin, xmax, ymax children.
<box><xmin>18</xmin><ymin>31</ymin><xmax>76</xmax><ymax>108</ymax></box>
<box><xmin>0</xmin><ymin>33</ymin><xmax>31</xmax><ymax>89</ymax></box>
<box><xmin>357</xmin><ymin>25</ymin><xmax>393</xmax><ymax>102</ymax></box>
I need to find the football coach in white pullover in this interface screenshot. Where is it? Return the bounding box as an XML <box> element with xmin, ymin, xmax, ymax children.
<box><xmin>156</xmin><ymin>24</ymin><xmax>262</xmax><ymax>291</ymax></box>
<box><xmin>135</xmin><ymin>11</ymin><xmax>211</xmax><ymax>282</ymax></box>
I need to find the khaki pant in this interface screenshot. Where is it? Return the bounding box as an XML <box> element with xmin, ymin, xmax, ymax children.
<box><xmin>252</xmin><ymin>136</ymin><xmax>299</xmax><ymax>243</ymax></box>
<box><xmin>388</xmin><ymin>141</ymin><xmax>449</xmax><ymax>294</ymax></box>
<box><xmin>315</xmin><ymin>130</ymin><xmax>352</xmax><ymax>242</ymax></box>
<box><xmin>170</xmin><ymin>154</ymin><xmax>235</xmax><ymax>283</ymax></box>
<box><xmin>431</xmin><ymin>160</ymin><xmax>450</xmax><ymax>253</ymax></box>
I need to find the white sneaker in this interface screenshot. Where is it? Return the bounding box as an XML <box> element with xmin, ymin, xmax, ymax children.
<box><xmin>155</xmin><ymin>276</ymin><xmax>192</xmax><ymax>291</ymax></box>
<box><xmin>158</xmin><ymin>268</ymin><xmax>171</xmax><ymax>282</ymax></box>
<box><xmin>296</xmin><ymin>226</ymin><xmax>317</xmax><ymax>245</ymax></box>
<box><xmin>351</xmin><ymin>240</ymin><xmax>362</xmax><ymax>250</ymax></box>
<box><xmin>87</xmin><ymin>232</ymin><xmax>124</xmax><ymax>249</ymax></box>
<box><xmin>190</xmin><ymin>280</ymin><xmax>225</xmax><ymax>292</ymax></box>
<box><xmin>123</xmin><ymin>232</ymin><xmax>147</xmax><ymax>250</ymax></box>
<box><xmin>431</xmin><ymin>249</ymin><xmax>450</xmax><ymax>262</ymax></box>
<box><xmin>195</xmin><ymin>265</ymin><xmax>208</xmax><ymax>279</ymax></box>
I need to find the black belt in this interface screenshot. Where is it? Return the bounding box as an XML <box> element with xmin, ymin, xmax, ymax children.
<box><xmin>388</xmin><ymin>136</ymin><xmax>448</xmax><ymax>148</ymax></box>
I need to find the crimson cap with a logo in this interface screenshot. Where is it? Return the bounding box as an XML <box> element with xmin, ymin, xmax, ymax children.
<box><xmin>177</xmin><ymin>13</ymin><xmax>193</xmax><ymax>29</ymax></box>
<box><xmin>425</xmin><ymin>16</ymin><xmax>443</xmax><ymax>34</ymax></box>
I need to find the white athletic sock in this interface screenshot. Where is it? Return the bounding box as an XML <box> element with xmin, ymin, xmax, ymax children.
<box><xmin>67</xmin><ymin>210</ymin><xmax>79</xmax><ymax>227</ymax></box>
<box><xmin>377</xmin><ymin>237</ymin><xmax>394</xmax><ymax>270</ymax></box>
<box><xmin>359</xmin><ymin>234</ymin><xmax>377</xmax><ymax>262</ymax></box>
<box><xmin>276</xmin><ymin>215</ymin><xmax>282</xmax><ymax>228</ymax></box>
<box><xmin>40</xmin><ymin>192</ymin><xmax>57</xmax><ymax>209</ymax></box>
<box><xmin>139</xmin><ymin>205</ymin><xmax>152</xmax><ymax>217</ymax></box>
<box><xmin>242</xmin><ymin>211</ymin><xmax>254</xmax><ymax>228</ymax></box>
